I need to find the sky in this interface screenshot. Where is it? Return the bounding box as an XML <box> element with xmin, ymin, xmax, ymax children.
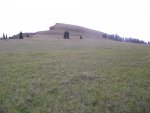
<box><xmin>0</xmin><ymin>0</ymin><xmax>150</xmax><ymax>42</ymax></box>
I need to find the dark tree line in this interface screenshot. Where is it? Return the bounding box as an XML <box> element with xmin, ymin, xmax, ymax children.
<box><xmin>1</xmin><ymin>32</ymin><xmax>24</xmax><ymax>40</ymax></box>
<box><xmin>2</xmin><ymin>32</ymin><xmax>35</xmax><ymax>40</ymax></box>
<box><xmin>103</xmin><ymin>33</ymin><xmax>149</xmax><ymax>44</ymax></box>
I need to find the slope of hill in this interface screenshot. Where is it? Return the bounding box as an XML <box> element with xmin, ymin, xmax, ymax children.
<box><xmin>0</xmin><ymin>37</ymin><xmax>150</xmax><ymax>113</ymax></box>
<box><xmin>36</xmin><ymin>23</ymin><xmax>107</xmax><ymax>38</ymax></box>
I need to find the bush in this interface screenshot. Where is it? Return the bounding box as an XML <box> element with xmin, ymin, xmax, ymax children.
<box><xmin>80</xmin><ymin>35</ymin><xmax>83</xmax><ymax>39</ymax></box>
<box><xmin>102</xmin><ymin>34</ymin><xmax>107</xmax><ymax>38</ymax></box>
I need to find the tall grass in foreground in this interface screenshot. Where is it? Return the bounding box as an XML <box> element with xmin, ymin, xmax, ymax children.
<box><xmin>0</xmin><ymin>38</ymin><xmax>150</xmax><ymax>113</ymax></box>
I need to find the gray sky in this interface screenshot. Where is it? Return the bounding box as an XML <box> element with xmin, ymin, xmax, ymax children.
<box><xmin>0</xmin><ymin>0</ymin><xmax>150</xmax><ymax>41</ymax></box>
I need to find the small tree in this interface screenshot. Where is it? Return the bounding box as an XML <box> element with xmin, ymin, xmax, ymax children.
<box><xmin>19</xmin><ymin>32</ymin><xmax>23</xmax><ymax>39</ymax></box>
<box><xmin>66</xmin><ymin>31</ymin><xmax>70</xmax><ymax>39</ymax></box>
<box><xmin>63</xmin><ymin>31</ymin><xmax>70</xmax><ymax>39</ymax></box>
<box><xmin>6</xmin><ymin>34</ymin><xmax>8</xmax><ymax>39</ymax></box>
<box><xmin>3</xmin><ymin>33</ymin><xmax>5</xmax><ymax>39</ymax></box>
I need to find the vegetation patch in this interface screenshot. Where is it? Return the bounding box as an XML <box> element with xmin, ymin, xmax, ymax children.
<box><xmin>0</xmin><ymin>37</ymin><xmax>150</xmax><ymax>113</ymax></box>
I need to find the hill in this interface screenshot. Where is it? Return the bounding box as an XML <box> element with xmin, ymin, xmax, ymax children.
<box><xmin>36</xmin><ymin>23</ymin><xmax>107</xmax><ymax>38</ymax></box>
<box><xmin>2</xmin><ymin>23</ymin><xmax>148</xmax><ymax>44</ymax></box>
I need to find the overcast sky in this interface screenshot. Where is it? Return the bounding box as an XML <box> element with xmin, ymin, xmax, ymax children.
<box><xmin>0</xmin><ymin>0</ymin><xmax>150</xmax><ymax>41</ymax></box>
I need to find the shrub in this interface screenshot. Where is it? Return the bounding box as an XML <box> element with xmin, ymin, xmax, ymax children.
<box><xmin>102</xmin><ymin>34</ymin><xmax>107</xmax><ymax>38</ymax></box>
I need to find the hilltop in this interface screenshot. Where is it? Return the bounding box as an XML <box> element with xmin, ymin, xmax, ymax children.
<box><xmin>35</xmin><ymin>23</ymin><xmax>107</xmax><ymax>38</ymax></box>
<box><xmin>35</xmin><ymin>23</ymin><xmax>148</xmax><ymax>44</ymax></box>
<box><xmin>7</xmin><ymin>23</ymin><xmax>107</xmax><ymax>39</ymax></box>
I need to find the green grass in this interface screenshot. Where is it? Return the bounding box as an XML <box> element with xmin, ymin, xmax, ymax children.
<box><xmin>0</xmin><ymin>37</ymin><xmax>150</xmax><ymax>113</ymax></box>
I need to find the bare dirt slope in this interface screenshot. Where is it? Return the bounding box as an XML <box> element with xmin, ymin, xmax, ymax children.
<box><xmin>35</xmin><ymin>23</ymin><xmax>107</xmax><ymax>38</ymax></box>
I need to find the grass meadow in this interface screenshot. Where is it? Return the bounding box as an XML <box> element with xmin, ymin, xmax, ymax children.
<box><xmin>0</xmin><ymin>36</ymin><xmax>150</xmax><ymax>113</ymax></box>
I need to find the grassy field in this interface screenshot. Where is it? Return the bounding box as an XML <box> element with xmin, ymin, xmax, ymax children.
<box><xmin>0</xmin><ymin>36</ymin><xmax>150</xmax><ymax>113</ymax></box>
